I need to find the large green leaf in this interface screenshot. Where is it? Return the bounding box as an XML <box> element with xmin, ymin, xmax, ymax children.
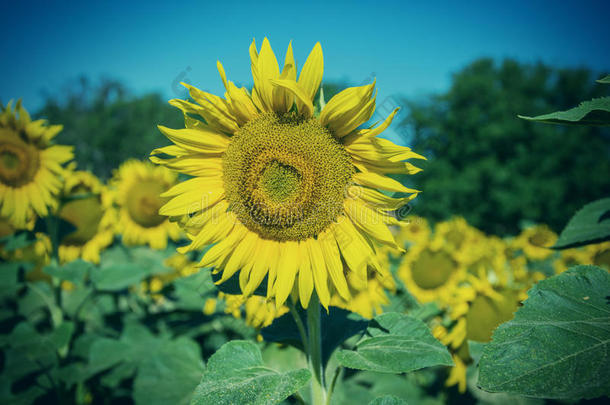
<box><xmin>190</xmin><ymin>340</ymin><xmax>310</xmax><ymax>405</ymax></box>
<box><xmin>478</xmin><ymin>266</ymin><xmax>610</xmax><ymax>399</ymax></box>
<box><xmin>335</xmin><ymin>312</ymin><xmax>452</xmax><ymax>373</ymax></box>
<box><xmin>553</xmin><ymin>198</ymin><xmax>610</xmax><ymax>249</ymax></box>
<box><xmin>44</xmin><ymin>259</ymin><xmax>93</xmax><ymax>285</ymax></box>
<box><xmin>518</xmin><ymin>97</ymin><xmax>610</xmax><ymax>126</ymax></box>
<box><xmin>133</xmin><ymin>337</ymin><xmax>205</xmax><ymax>405</ymax></box>
<box><xmin>261</xmin><ymin>305</ymin><xmax>368</xmax><ymax>366</ymax></box>
<box><xmin>91</xmin><ymin>263</ymin><xmax>148</xmax><ymax>291</ymax></box>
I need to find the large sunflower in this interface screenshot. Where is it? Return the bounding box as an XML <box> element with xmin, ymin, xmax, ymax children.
<box><xmin>0</xmin><ymin>101</ymin><xmax>73</xmax><ymax>228</ymax></box>
<box><xmin>57</xmin><ymin>170</ymin><xmax>114</xmax><ymax>264</ymax></box>
<box><xmin>111</xmin><ymin>160</ymin><xmax>181</xmax><ymax>249</ymax></box>
<box><xmin>152</xmin><ymin>38</ymin><xmax>424</xmax><ymax>309</ymax></box>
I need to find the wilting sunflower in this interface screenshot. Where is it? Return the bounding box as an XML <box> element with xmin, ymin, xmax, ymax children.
<box><xmin>152</xmin><ymin>38</ymin><xmax>424</xmax><ymax>309</ymax></box>
<box><xmin>57</xmin><ymin>170</ymin><xmax>114</xmax><ymax>263</ymax></box>
<box><xmin>111</xmin><ymin>160</ymin><xmax>181</xmax><ymax>249</ymax></box>
<box><xmin>0</xmin><ymin>101</ymin><xmax>73</xmax><ymax>228</ymax></box>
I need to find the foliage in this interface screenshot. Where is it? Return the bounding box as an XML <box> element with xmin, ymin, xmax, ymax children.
<box><xmin>553</xmin><ymin>198</ymin><xmax>610</xmax><ymax>249</ymax></box>
<box><xmin>37</xmin><ymin>77</ymin><xmax>181</xmax><ymax>179</ymax></box>
<box><xmin>478</xmin><ymin>266</ymin><xmax>610</xmax><ymax>399</ymax></box>
<box><xmin>399</xmin><ymin>59</ymin><xmax>610</xmax><ymax>235</ymax></box>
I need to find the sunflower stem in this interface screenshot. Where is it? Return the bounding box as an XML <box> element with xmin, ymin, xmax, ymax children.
<box><xmin>306</xmin><ymin>292</ymin><xmax>326</xmax><ymax>405</ymax></box>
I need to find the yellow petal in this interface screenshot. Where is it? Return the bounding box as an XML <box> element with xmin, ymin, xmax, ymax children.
<box><xmin>344</xmin><ymin>198</ymin><xmax>401</xmax><ymax>250</ymax></box>
<box><xmin>157</xmin><ymin>126</ymin><xmax>229</xmax><ymax>154</ymax></box>
<box><xmin>270</xmin><ymin>79</ymin><xmax>314</xmax><ymax>117</ymax></box>
<box><xmin>275</xmin><ymin>240</ymin><xmax>300</xmax><ymax>308</ymax></box>
<box><xmin>320</xmin><ymin>82</ymin><xmax>376</xmax><ymax>138</ymax></box>
<box><xmin>353</xmin><ymin>171</ymin><xmax>419</xmax><ymax>194</ymax></box>
<box><xmin>318</xmin><ymin>229</ymin><xmax>351</xmax><ymax>300</ymax></box>
<box><xmin>306</xmin><ymin>239</ymin><xmax>330</xmax><ymax>309</ymax></box>
<box><xmin>298</xmin><ymin>242</ymin><xmax>314</xmax><ymax>308</ymax></box>
<box><xmin>297</xmin><ymin>42</ymin><xmax>323</xmax><ymax>103</ymax></box>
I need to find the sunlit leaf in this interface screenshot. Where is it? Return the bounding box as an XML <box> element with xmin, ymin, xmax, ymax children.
<box><xmin>190</xmin><ymin>340</ymin><xmax>310</xmax><ymax>405</ymax></box>
<box><xmin>336</xmin><ymin>312</ymin><xmax>453</xmax><ymax>373</ymax></box>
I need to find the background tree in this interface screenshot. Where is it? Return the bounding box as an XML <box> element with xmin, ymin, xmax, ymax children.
<box><xmin>398</xmin><ymin>59</ymin><xmax>610</xmax><ymax>235</ymax></box>
<box><xmin>37</xmin><ymin>77</ymin><xmax>181</xmax><ymax>179</ymax></box>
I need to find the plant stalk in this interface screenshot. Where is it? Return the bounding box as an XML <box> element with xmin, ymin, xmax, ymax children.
<box><xmin>306</xmin><ymin>292</ymin><xmax>327</xmax><ymax>405</ymax></box>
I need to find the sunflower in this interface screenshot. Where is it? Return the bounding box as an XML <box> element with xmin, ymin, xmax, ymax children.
<box><xmin>152</xmin><ymin>38</ymin><xmax>424</xmax><ymax>309</ymax></box>
<box><xmin>214</xmin><ymin>292</ymin><xmax>289</xmax><ymax>329</ymax></box>
<box><xmin>394</xmin><ymin>215</ymin><xmax>430</xmax><ymax>248</ymax></box>
<box><xmin>512</xmin><ymin>224</ymin><xmax>557</xmax><ymax>260</ymax></box>
<box><xmin>586</xmin><ymin>241</ymin><xmax>610</xmax><ymax>271</ymax></box>
<box><xmin>111</xmin><ymin>160</ymin><xmax>181</xmax><ymax>249</ymax></box>
<box><xmin>431</xmin><ymin>217</ymin><xmax>488</xmax><ymax>266</ymax></box>
<box><xmin>57</xmin><ymin>171</ymin><xmax>114</xmax><ymax>263</ymax></box>
<box><xmin>397</xmin><ymin>242</ymin><xmax>466</xmax><ymax>305</ymax></box>
<box><xmin>0</xmin><ymin>101</ymin><xmax>73</xmax><ymax>228</ymax></box>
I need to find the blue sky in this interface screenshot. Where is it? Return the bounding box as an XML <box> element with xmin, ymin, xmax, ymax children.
<box><xmin>1</xmin><ymin>0</ymin><xmax>609</xmax><ymax>114</ymax></box>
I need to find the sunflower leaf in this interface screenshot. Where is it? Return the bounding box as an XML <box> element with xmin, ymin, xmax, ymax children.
<box><xmin>335</xmin><ymin>312</ymin><xmax>453</xmax><ymax>373</ymax></box>
<box><xmin>553</xmin><ymin>198</ymin><xmax>610</xmax><ymax>249</ymax></box>
<box><xmin>518</xmin><ymin>97</ymin><xmax>610</xmax><ymax>126</ymax></box>
<box><xmin>190</xmin><ymin>340</ymin><xmax>310</xmax><ymax>405</ymax></box>
<box><xmin>597</xmin><ymin>74</ymin><xmax>610</xmax><ymax>84</ymax></box>
<box><xmin>478</xmin><ymin>266</ymin><xmax>610</xmax><ymax>400</ymax></box>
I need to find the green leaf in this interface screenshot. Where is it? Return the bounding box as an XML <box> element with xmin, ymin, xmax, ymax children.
<box><xmin>597</xmin><ymin>74</ymin><xmax>610</xmax><ymax>84</ymax></box>
<box><xmin>553</xmin><ymin>198</ymin><xmax>610</xmax><ymax>249</ymax></box>
<box><xmin>478</xmin><ymin>265</ymin><xmax>610</xmax><ymax>399</ymax></box>
<box><xmin>44</xmin><ymin>259</ymin><xmax>93</xmax><ymax>284</ymax></box>
<box><xmin>133</xmin><ymin>337</ymin><xmax>205</xmax><ymax>405</ymax></box>
<box><xmin>368</xmin><ymin>395</ymin><xmax>409</xmax><ymax>405</ymax></box>
<box><xmin>190</xmin><ymin>340</ymin><xmax>310</xmax><ymax>405</ymax></box>
<box><xmin>0</xmin><ymin>262</ymin><xmax>31</xmax><ymax>298</ymax></box>
<box><xmin>261</xmin><ymin>305</ymin><xmax>368</xmax><ymax>366</ymax></box>
<box><xmin>518</xmin><ymin>97</ymin><xmax>610</xmax><ymax>126</ymax></box>
<box><xmin>0</xmin><ymin>232</ymin><xmax>34</xmax><ymax>252</ymax></box>
<box><xmin>336</xmin><ymin>312</ymin><xmax>453</xmax><ymax>373</ymax></box>
<box><xmin>91</xmin><ymin>263</ymin><xmax>148</xmax><ymax>291</ymax></box>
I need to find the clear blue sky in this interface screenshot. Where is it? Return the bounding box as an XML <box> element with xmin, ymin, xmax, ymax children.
<box><xmin>1</xmin><ymin>0</ymin><xmax>609</xmax><ymax>113</ymax></box>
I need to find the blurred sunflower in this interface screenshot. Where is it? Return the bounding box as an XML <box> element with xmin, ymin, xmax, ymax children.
<box><xmin>0</xmin><ymin>101</ymin><xmax>73</xmax><ymax>228</ymax></box>
<box><xmin>394</xmin><ymin>215</ymin><xmax>430</xmax><ymax>248</ymax></box>
<box><xmin>512</xmin><ymin>224</ymin><xmax>557</xmax><ymax>260</ymax></box>
<box><xmin>141</xmin><ymin>253</ymin><xmax>200</xmax><ymax>302</ymax></box>
<box><xmin>398</xmin><ymin>242</ymin><xmax>465</xmax><ymax>304</ymax></box>
<box><xmin>553</xmin><ymin>246</ymin><xmax>591</xmax><ymax>274</ymax></box>
<box><xmin>212</xmin><ymin>292</ymin><xmax>289</xmax><ymax>329</ymax></box>
<box><xmin>111</xmin><ymin>160</ymin><xmax>181</xmax><ymax>249</ymax></box>
<box><xmin>586</xmin><ymin>241</ymin><xmax>610</xmax><ymax>271</ymax></box>
<box><xmin>0</xmin><ymin>231</ymin><xmax>52</xmax><ymax>282</ymax></box>
<box><xmin>435</xmin><ymin>274</ymin><xmax>522</xmax><ymax>392</ymax></box>
<box><xmin>57</xmin><ymin>170</ymin><xmax>114</xmax><ymax>263</ymax></box>
<box><xmin>332</xmin><ymin>247</ymin><xmax>396</xmax><ymax>318</ymax></box>
<box><xmin>152</xmin><ymin>38</ymin><xmax>424</xmax><ymax>309</ymax></box>
<box><xmin>431</xmin><ymin>217</ymin><xmax>488</xmax><ymax>266</ymax></box>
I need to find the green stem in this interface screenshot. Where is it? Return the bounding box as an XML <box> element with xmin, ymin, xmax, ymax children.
<box><xmin>306</xmin><ymin>292</ymin><xmax>327</xmax><ymax>405</ymax></box>
<box><xmin>288</xmin><ymin>300</ymin><xmax>309</xmax><ymax>354</ymax></box>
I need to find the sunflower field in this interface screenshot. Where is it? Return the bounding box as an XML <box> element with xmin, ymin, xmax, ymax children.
<box><xmin>1</xmin><ymin>33</ymin><xmax>610</xmax><ymax>405</ymax></box>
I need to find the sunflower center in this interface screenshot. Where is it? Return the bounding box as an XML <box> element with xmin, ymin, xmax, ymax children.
<box><xmin>411</xmin><ymin>248</ymin><xmax>456</xmax><ymax>289</ymax></box>
<box><xmin>126</xmin><ymin>180</ymin><xmax>167</xmax><ymax>228</ymax></box>
<box><xmin>59</xmin><ymin>196</ymin><xmax>104</xmax><ymax>245</ymax></box>
<box><xmin>528</xmin><ymin>231</ymin><xmax>550</xmax><ymax>247</ymax></box>
<box><xmin>0</xmin><ymin>132</ymin><xmax>40</xmax><ymax>187</ymax></box>
<box><xmin>223</xmin><ymin>112</ymin><xmax>354</xmax><ymax>241</ymax></box>
<box><xmin>465</xmin><ymin>292</ymin><xmax>518</xmax><ymax>342</ymax></box>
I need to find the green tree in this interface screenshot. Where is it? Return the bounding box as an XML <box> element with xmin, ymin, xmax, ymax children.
<box><xmin>37</xmin><ymin>77</ymin><xmax>181</xmax><ymax>179</ymax></box>
<box><xmin>399</xmin><ymin>59</ymin><xmax>610</xmax><ymax>235</ymax></box>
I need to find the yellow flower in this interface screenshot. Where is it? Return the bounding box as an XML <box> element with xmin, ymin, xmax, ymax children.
<box><xmin>152</xmin><ymin>38</ymin><xmax>424</xmax><ymax>309</ymax></box>
<box><xmin>586</xmin><ymin>241</ymin><xmax>610</xmax><ymax>271</ymax></box>
<box><xmin>445</xmin><ymin>354</ymin><xmax>467</xmax><ymax>393</ymax></box>
<box><xmin>0</xmin><ymin>101</ymin><xmax>73</xmax><ymax>228</ymax></box>
<box><xmin>398</xmin><ymin>242</ymin><xmax>466</xmax><ymax>305</ymax></box>
<box><xmin>394</xmin><ymin>215</ymin><xmax>431</xmax><ymax>247</ymax></box>
<box><xmin>512</xmin><ymin>224</ymin><xmax>557</xmax><ymax>260</ymax></box>
<box><xmin>57</xmin><ymin>171</ymin><xmax>114</xmax><ymax>264</ymax></box>
<box><xmin>218</xmin><ymin>292</ymin><xmax>288</xmax><ymax>329</ymax></box>
<box><xmin>431</xmin><ymin>217</ymin><xmax>488</xmax><ymax>266</ymax></box>
<box><xmin>553</xmin><ymin>246</ymin><xmax>591</xmax><ymax>274</ymax></box>
<box><xmin>110</xmin><ymin>160</ymin><xmax>181</xmax><ymax>249</ymax></box>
